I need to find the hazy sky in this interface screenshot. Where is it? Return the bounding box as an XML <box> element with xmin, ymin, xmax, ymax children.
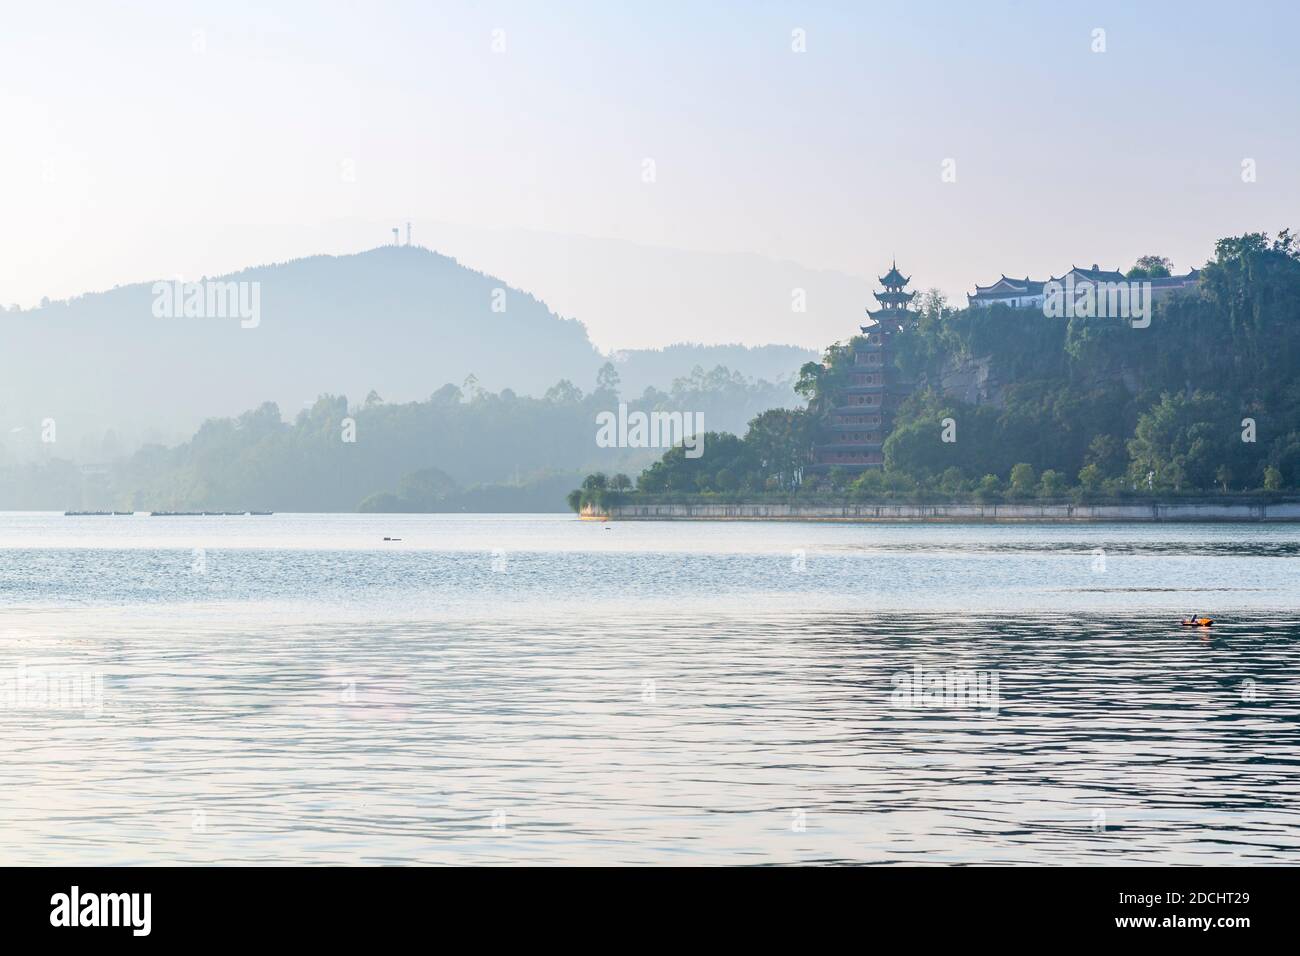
<box><xmin>2</xmin><ymin>0</ymin><xmax>1297</xmax><ymax>348</ymax></box>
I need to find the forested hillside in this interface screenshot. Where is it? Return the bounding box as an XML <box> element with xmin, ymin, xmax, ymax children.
<box><xmin>582</xmin><ymin>232</ymin><xmax>1300</xmax><ymax>507</ymax></box>
<box><xmin>0</xmin><ymin>363</ymin><xmax>798</xmax><ymax>511</ymax></box>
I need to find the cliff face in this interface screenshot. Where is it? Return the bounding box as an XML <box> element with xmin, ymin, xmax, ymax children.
<box><xmin>923</xmin><ymin>348</ymin><xmax>1143</xmax><ymax>409</ymax></box>
<box><xmin>932</xmin><ymin>353</ymin><xmax>1001</xmax><ymax>407</ymax></box>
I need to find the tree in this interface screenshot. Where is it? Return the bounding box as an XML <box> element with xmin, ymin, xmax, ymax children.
<box><xmin>744</xmin><ymin>408</ymin><xmax>812</xmax><ymax>491</ymax></box>
<box><xmin>595</xmin><ymin>362</ymin><xmax>621</xmax><ymax>396</ymax></box>
<box><xmin>1037</xmin><ymin>469</ymin><xmax>1067</xmax><ymax>498</ymax></box>
<box><xmin>1126</xmin><ymin>255</ymin><xmax>1173</xmax><ymax>279</ymax></box>
<box><xmin>397</xmin><ymin>467</ymin><xmax>458</xmax><ymax>507</ymax></box>
<box><xmin>1215</xmin><ymin>464</ymin><xmax>1232</xmax><ymax>493</ymax></box>
<box><xmin>610</xmin><ymin>473</ymin><xmax>632</xmax><ymax>492</ymax></box>
<box><xmin>1009</xmin><ymin>462</ymin><xmax>1037</xmax><ymax>496</ymax></box>
<box><xmin>1085</xmin><ymin>435</ymin><xmax>1127</xmax><ymax>478</ymax></box>
<box><xmin>1264</xmin><ymin>466</ymin><xmax>1283</xmax><ymax>491</ymax></box>
<box><xmin>794</xmin><ymin>361</ymin><xmax>825</xmax><ymax>402</ymax></box>
<box><xmin>1127</xmin><ymin>392</ymin><xmax>1240</xmax><ymax>491</ymax></box>
<box><xmin>850</xmin><ymin>469</ymin><xmax>886</xmax><ymax>497</ymax></box>
<box><xmin>544</xmin><ymin>379</ymin><xmax>584</xmax><ymax>404</ymax></box>
<box><xmin>1077</xmin><ymin>463</ymin><xmax>1103</xmax><ymax>492</ymax></box>
<box><xmin>975</xmin><ymin>474</ymin><xmax>1003</xmax><ymax>502</ymax></box>
<box><xmin>430</xmin><ymin>383</ymin><xmax>463</xmax><ymax>405</ymax></box>
<box><xmin>566</xmin><ymin>489</ymin><xmax>584</xmax><ymax>513</ymax></box>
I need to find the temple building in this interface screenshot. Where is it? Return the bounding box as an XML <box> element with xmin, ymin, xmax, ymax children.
<box><xmin>810</xmin><ymin>263</ymin><xmax>916</xmax><ymax>473</ymax></box>
<box><xmin>968</xmin><ymin>264</ymin><xmax>1200</xmax><ymax>309</ymax></box>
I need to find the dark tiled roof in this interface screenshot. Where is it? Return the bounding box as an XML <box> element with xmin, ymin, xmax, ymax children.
<box><xmin>970</xmin><ymin>276</ymin><xmax>1046</xmax><ymax>296</ymax></box>
<box><xmin>1147</xmin><ymin>269</ymin><xmax>1200</xmax><ymax>287</ymax></box>
<box><xmin>1055</xmin><ymin>265</ymin><xmax>1127</xmax><ymax>283</ymax></box>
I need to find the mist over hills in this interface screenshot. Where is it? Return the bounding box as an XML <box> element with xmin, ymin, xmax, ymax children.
<box><xmin>0</xmin><ymin>246</ymin><xmax>814</xmax><ymax>460</ymax></box>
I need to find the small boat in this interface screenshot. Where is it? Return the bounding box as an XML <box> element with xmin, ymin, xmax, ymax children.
<box><xmin>1180</xmin><ymin>618</ymin><xmax>1214</xmax><ymax>627</ymax></box>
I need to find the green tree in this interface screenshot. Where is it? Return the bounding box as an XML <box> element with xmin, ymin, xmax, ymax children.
<box><xmin>1085</xmin><ymin>434</ymin><xmax>1127</xmax><ymax>478</ymax></box>
<box><xmin>744</xmin><ymin>408</ymin><xmax>812</xmax><ymax>491</ymax></box>
<box><xmin>1126</xmin><ymin>255</ymin><xmax>1173</xmax><ymax>279</ymax></box>
<box><xmin>1077</xmin><ymin>463</ymin><xmax>1103</xmax><ymax>492</ymax></box>
<box><xmin>397</xmin><ymin>467</ymin><xmax>458</xmax><ymax>508</ymax></box>
<box><xmin>1009</xmin><ymin>462</ymin><xmax>1037</xmax><ymax>497</ymax></box>
<box><xmin>975</xmin><ymin>474</ymin><xmax>1003</xmax><ymax>502</ymax></box>
<box><xmin>1037</xmin><ymin>469</ymin><xmax>1067</xmax><ymax>498</ymax></box>
<box><xmin>1127</xmin><ymin>392</ymin><xmax>1240</xmax><ymax>491</ymax></box>
<box><xmin>850</xmin><ymin>469</ymin><xmax>886</xmax><ymax>497</ymax></box>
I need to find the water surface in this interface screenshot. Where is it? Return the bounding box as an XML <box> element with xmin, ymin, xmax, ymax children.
<box><xmin>1</xmin><ymin>513</ymin><xmax>1296</xmax><ymax>864</ymax></box>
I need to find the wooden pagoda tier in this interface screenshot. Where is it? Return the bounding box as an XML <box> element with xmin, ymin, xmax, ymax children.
<box><xmin>809</xmin><ymin>262</ymin><xmax>918</xmax><ymax>474</ymax></box>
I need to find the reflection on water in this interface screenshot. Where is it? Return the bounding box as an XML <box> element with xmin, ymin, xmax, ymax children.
<box><xmin>0</xmin><ymin>514</ymin><xmax>1297</xmax><ymax>864</ymax></box>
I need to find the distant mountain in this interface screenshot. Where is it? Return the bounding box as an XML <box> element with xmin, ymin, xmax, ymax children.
<box><xmin>0</xmin><ymin>246</ymin><xmax>812</xmax><ymax>459</ymax></box>
<box><xmin>410</xmin><ymin>221</ymin><xmax>880</xmax><ymax>351</ymax></box>
<box><xmin>610</xmin><ymin>343</ymin><xmax>815</xmax><ymax>396</ymax></box>
<box><xmin>0</xmin><ymin>246</ymin><xmax>594</xmax><ymax>450</ymax></box>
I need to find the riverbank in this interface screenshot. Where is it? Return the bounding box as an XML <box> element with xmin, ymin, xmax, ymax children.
<box><xmin>583</xmin><ymin>499</ymin><xmax>1300</xmax><ymax>522</ymax></box>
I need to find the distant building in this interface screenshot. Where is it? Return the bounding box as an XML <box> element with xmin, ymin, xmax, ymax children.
<box><xmin>968</xmin><ymin>264</ymin><xmax>1200</xmax><ymax>309</ymax></box>
<box><xmin>810</xmin><ymin>263</ymin><xmax>916</xmax><ymax>473</ymax></box>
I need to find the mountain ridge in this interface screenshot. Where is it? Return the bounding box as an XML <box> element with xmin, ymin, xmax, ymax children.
<box><xmin>0</xmin><ymin>245</ymin><xmax>815</xmax><ymax>459</ymax></box>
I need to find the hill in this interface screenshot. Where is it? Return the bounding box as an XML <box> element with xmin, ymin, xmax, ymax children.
<box><xmin>0</xmin><ymin>246</ymin><xmax>813</xmax><ymax>461</ymax></box>
<box><xmin>576</xmin><ymin>231</ymin><xmax>1300</xmax><ymax>507</ymax></box>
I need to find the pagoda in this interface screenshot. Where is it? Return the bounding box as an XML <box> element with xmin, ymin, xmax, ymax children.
<box><xmin>810</xmin><ymin>262</ymin><xmax>917</xmax><ymax>473</ymax></box>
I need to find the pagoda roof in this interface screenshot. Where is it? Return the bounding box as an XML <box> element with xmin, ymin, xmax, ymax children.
<box><xmin>879</xmin><ymin>261</ymin><xmax>911</xmax><ymax>287</ymax></box>
<box><xmin>874</xmin><ymin>289</ymin><xmax>916</xmax><ymax>304</ymax></box>
<box><xmin>865</xmin><ymin>308</ymin><xmax>913</xmax><ymax>321</ymax></box>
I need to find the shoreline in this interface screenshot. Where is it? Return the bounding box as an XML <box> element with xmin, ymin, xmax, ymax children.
<box><xmin>584</xmin><ymin>500</ymin><xmax>1300</xmax><ymax>523</ymax></box>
